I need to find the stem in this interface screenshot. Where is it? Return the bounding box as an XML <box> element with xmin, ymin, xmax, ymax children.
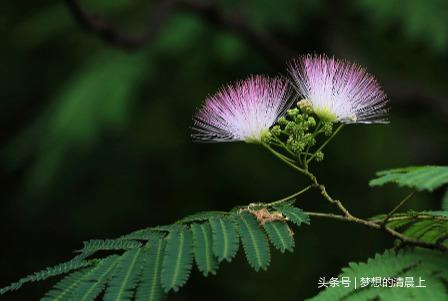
<box><xmin>305</xmin><ymin>211</ymin><xmax>347</xmax><ymax>222</ymax></box>
<box><xmin>263</xmin><ymin>141</ymin><xmax>352</xmax><ymax>218</ymax></box>
<box><xmin>263</xmin><ymin>144</ymin><xmax>308</xmax><ymax>175</ymax></box>
<box><xmin>265</xmin><ymin>185</ymin><xmax>313</xmax><ymax>207</ymax></box>
<box><xmin>306</xmin><ymin>124</ymin><xmax>344</xmax><ymax>164</ymax></box>
<box><xmin>305</xmin><ymin>211</ymin><xmax>448</xmax><ymax>252</ymax></box>
<box><xmin>382</xmin><ymin>191</ymin><xmax>417</xmax><ymax>225</ymax></box>
<box><xmin>303</xmin><ymin>120</ymin><xmax>322</xmax><ymax>166</ymax></box>
<box><xmin>307</xmin><ymin>174</ymin><xmax>354</xmax><ymax>219</ymax></box>
<box><xmin>273</xmin><ymin>136</ymin><xmax>296</xmax><ymax>158</ymax></box>
<box><xmin>263</xmin><ymin>126</ymin><xmax>446</xmax><ymax>252</ymax></box>
<box><xmin>371</xmin><ymin>214</ymin><xmax>448</xmax><ymax>223</ymax></box>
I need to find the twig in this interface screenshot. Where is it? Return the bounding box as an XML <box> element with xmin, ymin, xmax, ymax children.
<box><xmin>264</xmin><ymin>141</ymin><xmax>447</xmax><ymax>252</ymax></box>
<box><xmin>305</xmin><ymin>211</ymin><xmax>448</xmax><ymax>252</ymax></box>
<box><xmin>262</xmin><ymin>144</ymin><xmax>308</xmax><ymax>175</ymax></box>
<box><xmin>305</xmin><ymin>171</ymin><xmax>355</xmax><ymax>219</ymax></box>
<box><xmin>306</xmin><ymin>124</ymin><xmax>344</xmax><ymax>164</ymax></box>
<box><xmin>382</xmin><ymin>191</ymin><xmax>417</xmax><ymax>225</ymax></box>
<box><xmin>305</xmin><ymin>211</ymin><xmax>347</xmax><ymax>222</ymax></box>
<box><xmin>371</xmin><ymin>214</ymin><xmax>448</xmax><ymax>223</ymax></box>
<box><xmin>263</xmin><ymin>141</ymin><xmax>354</xmax><ymax>218</ymax></box>
<box><xmin>265</xmin><ymin>185</ymin><xmax>313</xmax><ymax>207</ymax></box>
<box><xmin>306</xmin><ymin>174</ymin><xmax>446</xmax><ymax>251</ymax></box>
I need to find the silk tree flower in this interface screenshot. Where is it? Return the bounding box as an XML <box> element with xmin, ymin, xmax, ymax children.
<box><xmin>192</xmin><ymin>76</ymin><xmax>291</xmax><ymax>143</ymax></box>
<box><xmin>288</xmin><ymin>54</ymin><xmax>389</xmax><ymax>123</ymax></box>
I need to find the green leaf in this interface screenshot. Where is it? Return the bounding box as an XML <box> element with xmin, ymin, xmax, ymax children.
<box><xmin>120</xmin><ymin>229</ymin><xmax>162</xmax><ymax>241</ymax></box>
<box><xmin>369</xmin><ymin>166</ymin><xmax>448</xmax><ymax>192</ymax></box>
<box><xmin>4</xmin><ymin>205</ymin><xmax>308</xmax><ymax>298</ymax></box>
<box><xmin>136</xmin><ymin>234</ymin><xmax>166</xmax><ymax>301</ymax></box>
<box><xmin>81</xmin><ymin>239</ymin><xmax>142</xmax><ymax>252</ymax></box>
<box><xmin>41</xmin><ymin>268</ymin><xmax>93</xmax><ymax>301</ymax></box>
<box><xmin>273</xmin><ymin>204</ymin><xmax>310</xmax><ymax>226</ymax></box>
<box><xmin>103</xmin><ymin>248</ymin><xmax>146</xmax><ymax>301</ymax></box>
<box><xmin>263</xmin><ymin>221</ymin><xmax>295</xmax><ymax>253</ymax></box>
<box><xmin>71</xmin><ymin>256</ymin><xmax>121</xmax><ymax>301</ymax></box>
<box><xmin>0</xmin><ymin>258</ymin><xmax>93</xmax><ymax>295</ymax></box>
<box><xmin>78</xmin><ymin>239</ymin><xmax>142</xmax><ymax>259</ymax></box>
<box><xmin>372</xmin><ymin>212</ymin><xmax>448</xmax><ymax>247</ymax></box>
<box><xmin>237</xmin><ymin>211</ymin><xmax>271</xmax><ymax>271</ymax></box>
<box><xmin>308</xmin><ymin>248</ymin><xmax>448</xmax><ymax>301</ymax></box>
<box><xmin>209</xmin><ymin>216</ymin><xmax>240</xmax><ymax>262</ymax></box>
<box><xmin>179</xmin><ymin>211</ymin><xmax>228</xmax><ymax>224</ymax></box>
<box><xmin>161</xmin><ymin>226</ymin><xmax>193</xmax><ymax>292</ymax></box>
<box><xmin>191</xmin><ymin>223</ymin><xmax>219</xmax><ymax>276</ymax></box>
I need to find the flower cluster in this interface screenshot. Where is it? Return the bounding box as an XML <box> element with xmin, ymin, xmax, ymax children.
<box><xmin>289</xmin><ymin>55</ymin><xmax>389</xmax><ymax>124</ymax></box>
<box><xmin>192</xmin><ymin>54</ymin><xmax>389</xmax><ymax>144</ymax></box>
<box><xmin>192</xmin><ymin>75</ymin><xmax>291</xmax><ymax>143</ymax></box>
<box><xmin>264</xmin><ymin>100</ymin><xmax>332</xmax><ymax>162</ymax></box>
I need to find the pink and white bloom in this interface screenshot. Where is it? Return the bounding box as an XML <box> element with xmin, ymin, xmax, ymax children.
<box><xmin>289</xmin><ymin>54</ymin><xmax>389</xmax><ymax>123</ymax></box>
<box><xmin>192</xmin><ymin>76</ymin><xmax>291</xmax><ymax>142</ymax></box>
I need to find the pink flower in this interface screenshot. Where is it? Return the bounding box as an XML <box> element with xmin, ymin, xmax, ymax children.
<box><xmin>289</xmin><ymin>54</ymin><xmax>389</xmax><ymax>123</ymax></box>
<box><xmin>192</xmin><ymin>76</ymin><xmax>291</xmax><ymax>142</ymax></box>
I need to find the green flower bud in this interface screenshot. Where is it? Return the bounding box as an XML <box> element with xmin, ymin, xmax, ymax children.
<box><xmin>307</xmin><ymin>116</ymin><xmax>316</xmax><ymax>127</ymax></box>
<box><xmin>315</xmin><ymin>151</ymin><xmax>324</xmax><ymax>162</ymax></box>
<box><xmin>294</xmin><ymin>114</ymin><xmax>305</xmax><ymax>124</ymax></box>
<box><xmin>322</xmin><ymin>121</ymin><xmax>333</xmax><ymax>136</ymax></box>
<box><xmin>298</xmin><ymin>99</ymin><xmax>313</xmax><ymax>114</ymax></box>
<box><xmin>270</xmin><ymin>125</ymin><xmax>281</xmax><ymax>136</ymax></box>
<box><xmin>261</xmin><ymin>131</ymin><xmax>272</xmax><ymax>143</ymax></box>
<box><xmin>277</xmin><ymin>116</ymin><xmax>287</xmax><ymax>125</ymax></box>
<box><xmin>284</xmin><ymin>122</ymin><xmax>297</xmax><ymax>134</ymax></box>
<box><xmin>287</xmin><ymin>108</ymin><xmax>299</xmax><ymax>117</ymax></box>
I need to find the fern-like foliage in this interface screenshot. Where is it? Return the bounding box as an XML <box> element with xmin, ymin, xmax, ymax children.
<box><xmin>78</xmin><ymin>239</ymin><xmax>142</xmax><ymax>259</ymax></box>
<box><xmin>42</xmin><ymin>256</ymin><xmax>120</xmax><ymax>301</ymax></box>
<box><xmin>135</xmin><ymin>235</ymin><xmax>165</xmax><ymax>301</ymax></box>
<box><xmin>369</xmin><ymin>165</ymin><xmax>448</xmax><ymax>191</ymax></box>
<box><xmin>161</xmin><ymin>225</ymin><xmax>193</xmax><ymax>292</ymax></box>
<box><xmin>0</xmin><ymin>203</ymin><xmax>310</xmax><ymax>300</ymax></box>
<box><xmin>237</xmin><ymin>211</ymin><xmax>271</xmax><ymax>271</ymax></box>
<box><xmin>371</xmin><ymin>211</ymin><xmax>448</xmax><ymax>247</ymax></box>
<box><xmin>179</xmin><ymin>211</ymin><xmax>228</xmax><ymax>223</ymax></box>
<box><xmin>41</xmin><ymin>268</ymin><xmax>94</xmax><ymax>301</ymax></box>
<box><xmin>308</xmin><ymin>248</ymin><xmax>448</xmax><ymax>301</ymax></box>
<box><xmin>120</xmin><ymin>229</ymin><xmax>163</xmax><ymax>241</ymax></box>
<box><xmin>71</xmin><ymin>256</ymin><xmax>121</xmax><ymax>301</ymax></box>
<box><xmin>263</xmin><ymin>221</ymin><xmax>294</xmax><ymax>253</ymax></box>
<box><xmin>209</xmin><ymin>216</ymin><xmax>240</xmax><ymax>262</ymax></box>
<box><xmin>0</xmin><ymin>258</ymin><xmax>94</xmax><ymax>295</ymax></box>
<box><xmin>191</xmin><ymin>223</ymin><xmax>218</xmax><ymax>276</ymax></box>
<box><xmin>274</xmin><ymin>203</ymin><xmax>310</xmax><ymax>226</ymax></box>
<box><xmin>103</xmin><ymin>248</ymin><xmax>146</xmax><ymax>300</ymax></box>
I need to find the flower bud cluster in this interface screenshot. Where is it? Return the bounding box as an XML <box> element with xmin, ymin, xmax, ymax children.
<box><xmin>262</xmin><ymin>100</ymin><xmax>334</xmax><ymax>163</ymax></box>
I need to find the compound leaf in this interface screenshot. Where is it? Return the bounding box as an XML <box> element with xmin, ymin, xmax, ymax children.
<box><xmin>191</xmin><ymin>223</ymin><xmax>218</xmax><ymax>276</ymax></box>
<box><xmin>237</xmin><ymin>211</ymin><xmax>271</xmax><ymax>271</ymax></box>
<box><xmin>369</xmin><ymin>166</ymin><xmax>448</xmax><ymax>192</ymax></box>
<box><xmin>209</xmin><ymin>216</ymin><xmax>239</xmax><ymax>262</ymax></box>
<box><xmin>161</xmin><ymin>226</ymin><xmax>193</xmax><ymax>292</ymax></box>
<box><xmin>263</xmin><ymin>221</ymin><xmax>295</xmax><ymax>253</ymax></box>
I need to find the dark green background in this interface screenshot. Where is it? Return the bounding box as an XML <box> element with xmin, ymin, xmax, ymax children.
<box><xmin>1</xmin><ymin>0</ymin><xmax>447</xmax><ymax>300</ymax></box>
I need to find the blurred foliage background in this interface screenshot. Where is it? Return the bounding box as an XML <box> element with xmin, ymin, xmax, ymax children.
<box><xmin>1</xmin><ymin>0</ymin><xmax>447</xmax><ymax>300</ymax></box>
